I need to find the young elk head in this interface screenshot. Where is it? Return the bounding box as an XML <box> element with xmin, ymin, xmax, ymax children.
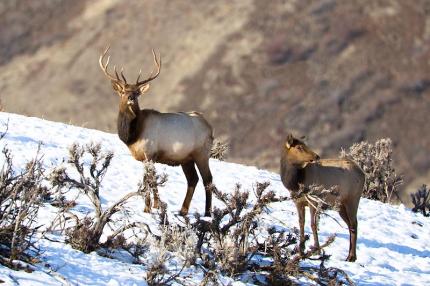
<box><xmin>99</xmin><ymin>46</ymin><xmax>161</xmax><ymax>117</ymax></box>
<box><xmin>283</xmin><ymin>134</ymin><xmax>320</xmax><ymax>168</ymax></box>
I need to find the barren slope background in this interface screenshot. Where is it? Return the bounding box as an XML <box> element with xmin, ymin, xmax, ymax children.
<box><xmin>1</xmin><ymin>0</ymin><xmax>429</xmax><ymax>203</ymax></box>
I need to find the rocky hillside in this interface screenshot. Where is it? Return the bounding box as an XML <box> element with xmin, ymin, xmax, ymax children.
<box><xmin>1</xmin><ymin>0</ymin><xmax>429</xmax><ymax>202</ymax></box>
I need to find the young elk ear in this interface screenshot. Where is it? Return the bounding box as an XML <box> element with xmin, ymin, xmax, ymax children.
<box><xmin>285</xmin><ymin>133</ymin><xmax>294</xmax><ymax>149</ymax></box>
<box><xmin>139</xmin><ymin>84</ymin><xmax>150</xmax><ymax>95</ymax></box>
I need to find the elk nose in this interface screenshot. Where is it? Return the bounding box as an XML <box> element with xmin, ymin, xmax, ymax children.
<box><xmin>127</xmin><ymin>95</ymin><xmax>135</xmax><ymax>104</ymax></box>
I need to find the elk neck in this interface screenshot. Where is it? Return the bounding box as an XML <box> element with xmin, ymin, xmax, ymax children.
<box><xmin>117</xmin><ymin>101</ymin><xmax>142</xmax><ymax>145</ymax></box>
<box><xmin>280</xmin><ymin>152</ymin><xmax>304</xmax><ymax>191</ymax></box>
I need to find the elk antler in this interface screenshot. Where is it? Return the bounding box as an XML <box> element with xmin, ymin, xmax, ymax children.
<box><xmin>136</xmin><ymin>49</ymin><xmax>162</xmax><ymax>86</ymax></box>
<box><xmin>99</xmin><ymin>46</ymin><xmax>128</xmax><ymax>84</ymax></box>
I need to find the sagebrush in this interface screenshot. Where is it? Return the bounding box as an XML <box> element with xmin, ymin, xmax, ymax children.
<box><xmin>411</xmin><ymin>184</ymin><xmax>430</xmax><ymax>217</ymax></box>
<box><xmin>340</xmin><ymin>138</ymin><xmax>402</xmax><ymax>203</ymax></box>
<box><xmin>192</xmin><ymin>183</ymin><xmax>353</xmax><ymax>285</ymax></box>
<box><xmin>50</xmin><ymin>143</ymin><xmax>150</xmax><ymax>253</ymax></box>
<box><xmin>0</xmin><ymin>142</ymin><xmax>48</xmax><ymax>268</ymax></box>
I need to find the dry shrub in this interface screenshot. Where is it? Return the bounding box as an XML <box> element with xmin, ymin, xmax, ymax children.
<box><xmin>194</xmin><ymin>182</ymin><xmax>278</xmax><ymax>276</ymax></box>
<box><xmin>140</xmin><ymin>161</ymin><xmax>167</xmax><ymax>213</ymax></box>
<box><xmin>199</xmin><ymin>271</ymin><xmax>222</xmax><ymax>286</ymax></box>
<box><xmin>340</xmin><ymin>138</ymin><xmax>402</xmax><ymax>203</ymax></box>
<box><xmin>64</xmin><ymin>217</ymin><xmax>98</xmax><ymax>253</ymax></box>
<box><xmin>0</xmin><ymin>143</ymin><xmax>48</xmax><ymax>268</ymax></box>
<box><xmin>50</xmin><ymin>142</ymin><xmax>148</xmax><ymax>253</ymax></box>
<box><xmin>210</xmin><ymin>139</ymin><xmax>229</xmax><ymax>161</ymax></box>
<box><xmin>191</xmin><ymin>182</ymin><xmax>353</xmax><ymax>285</ymax></box>
<box><xmin>144</xmin><ymin>224</ymin><xmax>197</xmax><ymax>285</ymax></box>
<box><xmin>411</xmin><ymin>184</ymin><xmax>430</xmax><ymax>217</ymax></box>
<box><xmin>293</xmin><ymin>184</ymin><xmax>341</xmax><ymax>213</ymax></box>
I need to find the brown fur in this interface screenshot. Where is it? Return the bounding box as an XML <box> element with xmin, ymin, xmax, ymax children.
<box><xmin>100</xmin><ymin>48</ymin><xmax>214</xmax><ymax>216</ymax></box>
<box><xmin>280</xmin><ymin>134</ymin><xmax>365</xmax><ymax>262</ymax></box>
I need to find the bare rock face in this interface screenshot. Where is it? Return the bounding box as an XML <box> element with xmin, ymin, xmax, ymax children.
<box><xmin>1</xmin><ymin>0</ymin><xmax>429</xmax><ymax>200</ymax></box>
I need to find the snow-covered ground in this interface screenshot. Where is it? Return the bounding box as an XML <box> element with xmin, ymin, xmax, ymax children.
<box><xmin>0</xmin><ymin>112</ymin><xmax>429</xmax><ymax>286</ymax></box>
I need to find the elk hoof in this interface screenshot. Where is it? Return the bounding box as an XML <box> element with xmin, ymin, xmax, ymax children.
<box><xmin>346</xmin><ymin>255</ymin><xmax>357</xmax><ymax>262</ymax></box>
<box><xmin>144</xmin><ymin>207</ymin><xmax>151</xmax><ymax>213</ymax></box>
<box><xmin>204</xmin><ymin>211</ymin><xmax>211</xmax><ymax>217</ymax></box>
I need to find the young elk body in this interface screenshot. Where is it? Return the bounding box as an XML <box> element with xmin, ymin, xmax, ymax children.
<box><xmin>99</xmin><ymin>47</ymin><xmax>214</xmax><ymax>216</ymax></box>
<box><xmin>280</xmin><ymin>134</ymin><xmax>365</xmax><ymax>262</ymax></box>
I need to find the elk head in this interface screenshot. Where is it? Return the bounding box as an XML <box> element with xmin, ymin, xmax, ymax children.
<box><xmin>99</xmin><ymin>46</ymin><xmax>161</xmax><ymax>117</ymax></box>
<box><xmin>283</xmin><ymin>133</ymin><xmax>320</xmax><ymax>168</ymax></box>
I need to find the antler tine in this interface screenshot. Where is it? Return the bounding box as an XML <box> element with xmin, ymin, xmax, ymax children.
<box><xmin>104</xmin><ymin>55</ymin><xmax>110</xmax><ymax>69</ymax></box>
<box><xmin>152</xmin><ymin>49</ymin><xmax>162</xmax><ymax>77</ymax></box>
<box><xmin>136</xmin><ymin>69</ymin><xmax>142</xmax><ymax>84</ymax></box>
<box><xmin>114</xmin><ymin>66</ymin><xmax>121</xmax><ymax>82</ymax></box>
<box><xmin>99</xmin><ymin>46</ymin><xmax>125</xmax><ymax>84</ymax></box>
<box><xmin>120</xmin><ymin>67</ymin><xmax>128</xmax><ymax>84</ymax></box>
<box><xmin>99</xmin><ymin>46</ymin><xmax>109</xmax><ymax>67</ymax></box>
<box><xmin>136</xmin><ymin>49</ymin><xmax>162</xmax><ymax>86</ymax></box>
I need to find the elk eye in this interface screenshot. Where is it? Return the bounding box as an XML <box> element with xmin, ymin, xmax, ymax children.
<box><xmin>297</xmin><ymin>145</ymin><xmax>303</xmax><ymax>151</ymax></box>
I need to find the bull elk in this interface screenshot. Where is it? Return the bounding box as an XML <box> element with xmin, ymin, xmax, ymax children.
<box><xmin>99</xmin><ymin>47</ymin><xmax>214</xmax><ymax>216</ymax></box>
<box><xmin>280</xmin><ymin>134</ymin><xmax>365</xmax><ymax>262</ymax></box>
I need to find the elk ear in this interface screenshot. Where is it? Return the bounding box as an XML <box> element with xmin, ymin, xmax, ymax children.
<box><xmin>111</xmin><ymin>81</ymin><xmax>123</xmax><ymax>93</ymax></box>
<box><xmin>139</xmin><ymin>84</ymin><xmax>150</xmax><ymax>95</ymax></box>
<box><xmin>285</xmin><ymin>133</ymin><xmax>294</xmax><ymax>149</ymax></box>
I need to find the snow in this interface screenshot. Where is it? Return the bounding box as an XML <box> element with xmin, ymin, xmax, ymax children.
<box><xmin>0</xmin><ymin>111</ymin><xmax>429</xmax><ymax>285</ymax></box>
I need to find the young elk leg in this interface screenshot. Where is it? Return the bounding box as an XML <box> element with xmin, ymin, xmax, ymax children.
<box><xmin>309</xmin><ymin>206</ymin><xmax>321</xmax><ymax>253</ymax></box>
<box><xmin>295</xmin><ymin>202</ymin><xmax>306</xmax><ymax>255</ymax></box>
<box><xmin>346</xmin><ymin>217</ymin><xmax>358</xmax><ymax>262</ymax></box>
<box><xmin>345</xmin><ymin>205</ymin><xmax>358</xmax><ymax>262</ymax></box>
<box><xmin>339</xmin><ymin>204</ymin><xmax>358</xmax><ymax>262</ymax></box>
<box><xmin>195</xmin><ymin>157</ymin><xmax>213</xmax><ymax>217</ymax></box>
<box><xmin>179</xmin><ymin>161</ymin><xmax>199</xmax><ymax>216</ymax></box>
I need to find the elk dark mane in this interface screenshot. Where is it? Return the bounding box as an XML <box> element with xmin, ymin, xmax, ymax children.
<box><xmin>117</xmin><ymin>113</ymin><xmax>137</xmax><ymax>144</ymax></box>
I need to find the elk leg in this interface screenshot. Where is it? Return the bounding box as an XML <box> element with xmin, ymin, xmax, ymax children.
<box><xmin>295</xmin><ymin>202</ymin><xmax>306</xmax><ymax>255</ymax></box>
<box><xmin>179</xmin><ymin>161</ymin><xmax>199</xmax><ymax>216</ymax></box>
<box><xmin>338</xmin><ymin>205</ymin><xmax>349</xmax><ymax>225</ymax></box>
<box><xmin>340</xmin><ymin>204</ymin><xmax>358</xmax><ymax>262</ymax></box>
<box><xmin>309</xmin><ymin>206</ymin><xmax>320</xmax><ymax>253</ymax></box>
<box><xmin>195</xmin><ymin>157</ymin><xmax>213</xmax><ymax>217</ymax></box>
<box><xmin>346</xmin><ymin>217</ymin><xmax>358</xmax><ymax>262</ymax></box>
<box><xmin>345</xmin><ymin>205</ymin><xmax>358</xmax><ymax>262</ymax></box>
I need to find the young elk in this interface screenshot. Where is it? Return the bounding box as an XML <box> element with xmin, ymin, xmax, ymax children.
<box><xmin>99</xmin><ymin>47</ymin><xmax>214</xmax><ymax>216</ymax></box>
<box><xmin>280</xmin><ymin>134</ymin><xmax>365</xmax><ymax>262</ymax></box>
